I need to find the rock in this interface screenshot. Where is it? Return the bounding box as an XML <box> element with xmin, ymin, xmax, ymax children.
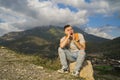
<box><xmin>37</xmin><ymin>66</ymin><xmax>44</xmax><ymax>69</ymax></box>
<box><xmin>69</xmin><ymin>60</ymin><xmax>94</xmax><ymax>80</ymax></box>
<box><xmin>0</xmin><ymin>46</ymin><xmax>6</xmax><ymax>49</ymax></box>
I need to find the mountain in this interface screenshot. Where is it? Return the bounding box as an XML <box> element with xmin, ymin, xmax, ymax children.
<box><xmin>0</xmin><ymin>26</ymin><xmax>109</xmax><ymax>42</ymax></box>
<box><xmin>87</xmin><ymin>37</ymin><xmax>120</xmax><ymax>59</ymax></box>
<box><xmin>0</xmin><ymin>26</ymin><xmax>110</xmax><ymax>57</ymax></box>
<box><xmin>102</xmin><ymin>37</ymin><xmax>120</xmax><ymax>59</ymax></box>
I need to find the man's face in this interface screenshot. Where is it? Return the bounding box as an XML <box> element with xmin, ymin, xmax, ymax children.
<box><xmin>65</xmin><ymin>26</ymin><xmax>74</xmax><ymax>35</ymax></box>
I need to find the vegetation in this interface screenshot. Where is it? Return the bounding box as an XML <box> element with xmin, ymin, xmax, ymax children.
<box><xmin>86</xmin><ymin>37</ymin><xmax>120</xmax><ymax>59</ymax></box>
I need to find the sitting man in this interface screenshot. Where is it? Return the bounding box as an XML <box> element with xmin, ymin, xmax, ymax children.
<box><xmin>58</xmin><ymin>25</ymin><xmax>86</xmax><ymax>76</ymax></box>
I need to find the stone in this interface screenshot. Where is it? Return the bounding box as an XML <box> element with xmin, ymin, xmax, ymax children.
<box><xmin>37</xmin><ymin>66</ymin><xmax>44</xmax><ymax>69</ymax></box>
<box><xmin>69</xmin><ymin>60</ymin><xmax>94</xmax><ymax>80</ymax></box>
<box><xmin>0</xmin><ymin>46</ymin><xmax>6</xmax><ymax>49</ymax></box>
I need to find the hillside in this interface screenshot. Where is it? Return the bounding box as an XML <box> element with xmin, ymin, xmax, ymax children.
<box><xmin>0</xmin><ymin>26</ymin><xmax>109</xmax><ymax>42</ymax></box>
<box><xmin>0</xmin><ymin>26</ymin><xmax>109</xmax><ymax>55</ymax></box>
<box><xmin>102</xmin><ymin>37</ymin><xmax>120</xmax><ymax>59</ymax></box>
<box><xmin>86</xmin><ymin>37</ymin><xmax>120</xmax><ymax>59</ymax></box>
<box><xmin>0</xmin><ymin>26</ymin><xmax>119</xmax><ymax>60</ymax></box>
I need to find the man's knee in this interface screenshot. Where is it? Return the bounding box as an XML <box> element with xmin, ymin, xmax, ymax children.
<box><xmin>78</xmin><ymin>50</ymin><xmax>86</xmax><ymax>57</ymax></box>
<box><xmin>77</xmin><ymin>50</ymin><xmax>86</xmax><ymax>60</ymax></box>
<box><xmin>58</xmin><ymin>47</ymin><xmax>64</xmax><ymax>52</ymax></box>
<box><xmin>79</xmin><ymin>50</ymin><xmax>86</xmax><ymax>54</ymax></box>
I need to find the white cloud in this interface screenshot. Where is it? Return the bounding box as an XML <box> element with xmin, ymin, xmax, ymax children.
<box><xmin>0</xmin><ymin>0</ymin><xmax>88</xmax><ymax>28</ymax></box>
<box><xmin>0</xmin><ymin>0</ymin><xmax>111</xmax><ymax>26</ymax></box>
<box><xmin>84</xmin><ymin>26</ymin><xmax>120</xmax><ymax>39</ymax></box>
<box><xmin>0</xmin><ymin>7</ymin><xmax>26</xmax><ymax>24</ymax></box>
<box><xmin>0</xmin><ymin>23</ymin><xmax>23</xmax><ymax>36</ymax></box>
<box><xmin>53</xmin><ymin>0</ymin><xmax>110</xmax><ymax>15</ymax></box>
<box><xmin>107</xmin><ymin>0</ymin><xmax>120</xmax><ymax>12</ymax></box>
<box><xmin>0</xmin><ymin>0</ymin><xmax>119</xmax><ymax>38</ymax></box>
<box><xmin>52</xmin><ymin>0</ymin><xmax>86</xmax><ymax>8</ymax></box>
<box><xmin>27</xmin><ymin>0</ymin><xmax>88</xmax><ymax>26</ymax></box>
<box><xmin>85</xmin><ymin>27</ymin><xmax>112</xmax><ymax>39</ymax></box>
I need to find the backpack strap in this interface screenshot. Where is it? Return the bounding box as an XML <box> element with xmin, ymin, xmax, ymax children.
<box><xmin>74</xmin><ymin>33</ymin><xmax>79</xmax><ymax>42</ymax></box>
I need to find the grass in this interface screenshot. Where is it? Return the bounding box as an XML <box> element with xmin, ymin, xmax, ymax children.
<box><xmin>94</xmin><ymin>65</ymin><xmax>113</xmax><ymax>74</ymax></box>
<box><xmin>32</xmin><ymin>56</ymin><xmax>61</xmax><ymax>70</ymax></box>
<box><xmin>95</xmin><ymin>65</ymin><xmax>113</xmax><ymax>70</ymax></box>
<box><xmin>1</xmin><ymin>47</ymin><xmax>61</xmax><ymax>70</ymax></box>
<box><xmin>94</xmin><ymin>65</ymin><xmax>120</xmax><ymax>77</ymax></box>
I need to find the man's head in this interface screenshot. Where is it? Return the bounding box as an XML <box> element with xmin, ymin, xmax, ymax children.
<box><xmin>64</xmin><ymin>25</ymin><xmax>74</xmax><ymax>35</ymax></box>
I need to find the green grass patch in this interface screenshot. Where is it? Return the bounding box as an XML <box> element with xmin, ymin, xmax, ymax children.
<box><xmin>94</xmin><ymin>65</ymin><xmax>113</xmax><ymax>74</ymax></box>
<box><xmin>95</xmin><ymin>65</ymin><xmax>113</xmax><ymax>71</ymax></box>
<box><xmin>32</xmin><ymin>56</ymin><xmax>61</xmax><ymax>70</ymax></box>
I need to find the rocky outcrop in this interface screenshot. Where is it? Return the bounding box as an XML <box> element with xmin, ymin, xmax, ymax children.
<box><xmin>70</xmin><ymin>60</ymin><xmax>94</xmax><ymax>80</ymax></box>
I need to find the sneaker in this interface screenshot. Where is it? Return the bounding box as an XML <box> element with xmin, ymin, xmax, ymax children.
<box><xmin>71</xmin><ymin>71</ymin><xmax>79</xmax><ymax>77</ymax></box>
<box><xmin>57</xmin><ymin>68</ymin><xmax>69</xmax><ymax>73</ymax></box>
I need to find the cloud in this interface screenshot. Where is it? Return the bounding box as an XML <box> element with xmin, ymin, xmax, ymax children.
<box><xmin>0</xmin><ymin>7</ymin><xmax>26</xmax><ymax>24</ymax></box>
<box><xmin>53</xmin><ymin>0</ymin><xmax>110</xmax><ymax>15</ymax></box>
<box><xmin>0</xmin><ymin>0</ymin><xmax>119</xmax><ymax>38</ymax></box>
<box><xmin>84</xmin><ymin>26</ymin><xmax>120</xmax><ymax>39</ymax></box>
<box><xmin>100</xmin><ymin>0</ymin><xmax>120</xmax><ymax>18</ymax></box>
<box><xmin>107</xmin><ymin>0</ymin><xmax>120</xmax><ymax>12</ymax></box>
<box><xmin>0</xmin><ymin>0</ymin><xmax>38</xmax><ymax>18</ymax></box>
<box><xmin>26</xmin><ymin>0</ymin><xmax>88</xmax><ymax>26</ymax></box>
<box><xmin>0</xmin><ymin>23</ymin><xmax>23</xmax><ymax>36</ymax></box>
<box><xmin>0</xmin><ymin>0</ymin><xmax>88</xmax><ymax>25</ymax></box>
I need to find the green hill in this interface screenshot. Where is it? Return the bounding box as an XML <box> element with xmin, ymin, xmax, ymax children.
<box><xmin>86</xmin><ymin>37</ymin><xmax>120</xmax><ymax>59</ymax></box>
<box><xmin>102</xmin><ymin>37</ymin><xmax>120</xmax><ymax>59</ymax></box>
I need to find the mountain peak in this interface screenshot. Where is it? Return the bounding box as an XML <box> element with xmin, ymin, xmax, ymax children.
<box><xmin>1</xmin><ymin>26</ymin><xmax>109</xmax><ymax>42</ymax></box>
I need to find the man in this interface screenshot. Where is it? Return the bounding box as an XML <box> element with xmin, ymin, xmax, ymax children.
<box><xmin>58</xmin><ymin>25</ymin><xmax>86</xmax><ymax>76</ymax></box>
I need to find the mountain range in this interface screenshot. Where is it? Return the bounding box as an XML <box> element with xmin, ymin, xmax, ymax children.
<box><xmin>0</xmin><ymin>26</ymin><xmax>109</xmax><ymax>42</ymax></box>
<box><xmin>0</xmin><ymin>26</ymin><xmax>119</xmax><ymax>59</ymax></box>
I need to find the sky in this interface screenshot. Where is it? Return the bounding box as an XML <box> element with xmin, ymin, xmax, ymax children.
<box><xmin>0</xmin><ymin>0</ymin><xmax>120</xmax><ymax>39</ymax></box>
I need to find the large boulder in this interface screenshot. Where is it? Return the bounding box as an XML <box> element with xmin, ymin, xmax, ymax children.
<box><xmin>69</xmin><ymin>60</ymin><xmax>94</xmax><ymax>80</ymax></box>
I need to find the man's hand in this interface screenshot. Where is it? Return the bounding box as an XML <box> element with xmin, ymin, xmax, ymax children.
<box><xmin>66</xmin><ymin>32</ymin><xmax>71</xmax><ymax>39</ymax></box>
<box><xmin>73</xmin><ymin>34</ymin><xmax>86</xmax><ymax>50</ymax></box>
<box><xmin>60</xmin><ymin>32</ymin><xmax>71</xmax><ymax>48</ymax></box>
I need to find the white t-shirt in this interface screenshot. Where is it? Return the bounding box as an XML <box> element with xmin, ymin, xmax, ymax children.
<box><xmin>60</xmin><ymin>33</ymin><xmax>85</xmax><ymax>52</ymax></box>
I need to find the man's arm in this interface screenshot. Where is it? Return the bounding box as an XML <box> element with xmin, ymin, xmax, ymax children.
<box><xmin>60</xmin><ymin>36</ymin><xmax>69</xmax><ymax>48</ymax></box>
<box><xmin>73</xmin><ymin>33</ymin><xmax>86</xmax><ymax>50</ymax></box>
<box><xmin>73</xmin><ymin>41</ymin><xmax>86</xmax><ymax>50</ymax></box>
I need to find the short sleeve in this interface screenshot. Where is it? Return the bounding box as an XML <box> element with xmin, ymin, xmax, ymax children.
<box><xmin>60</xmin><ymin>36</ymin><xmax>66</xmax><ymax>42</ymax></box>
<box><xmin>78</xmin><ymin>33</ymin><xmax>85</xmax><ymax>43</ymax></box>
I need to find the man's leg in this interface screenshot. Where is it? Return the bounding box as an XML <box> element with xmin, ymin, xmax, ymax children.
<box><xmin>58</xmin><ymin>47</ymin><xmax>68</xmax><ymax>69</ymax></box>
<box><xmin>74</xmin><ymin>50</ymin><xmax>86</xmax><ymax>73</ymax></box>
<box><xmin>58</xmin><ymin>47</ymin><xmax>76</xmax><ymax>70</ymax></box>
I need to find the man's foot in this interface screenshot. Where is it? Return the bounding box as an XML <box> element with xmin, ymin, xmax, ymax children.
<box><xmin>71</xmin><ymin>71</ymin><xmax>79</xmax><ymax>77</ymax></box>
<box><xmin>57</xmin><ymin>68</ymin><xmax>69</xmax><ymax>73</ymax></box>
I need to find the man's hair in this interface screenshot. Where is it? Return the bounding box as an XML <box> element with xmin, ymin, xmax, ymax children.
<box><xmin>64</xmin><ymin>24</ymin><xmax>71</xmax><ymax>31</ymax></box>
